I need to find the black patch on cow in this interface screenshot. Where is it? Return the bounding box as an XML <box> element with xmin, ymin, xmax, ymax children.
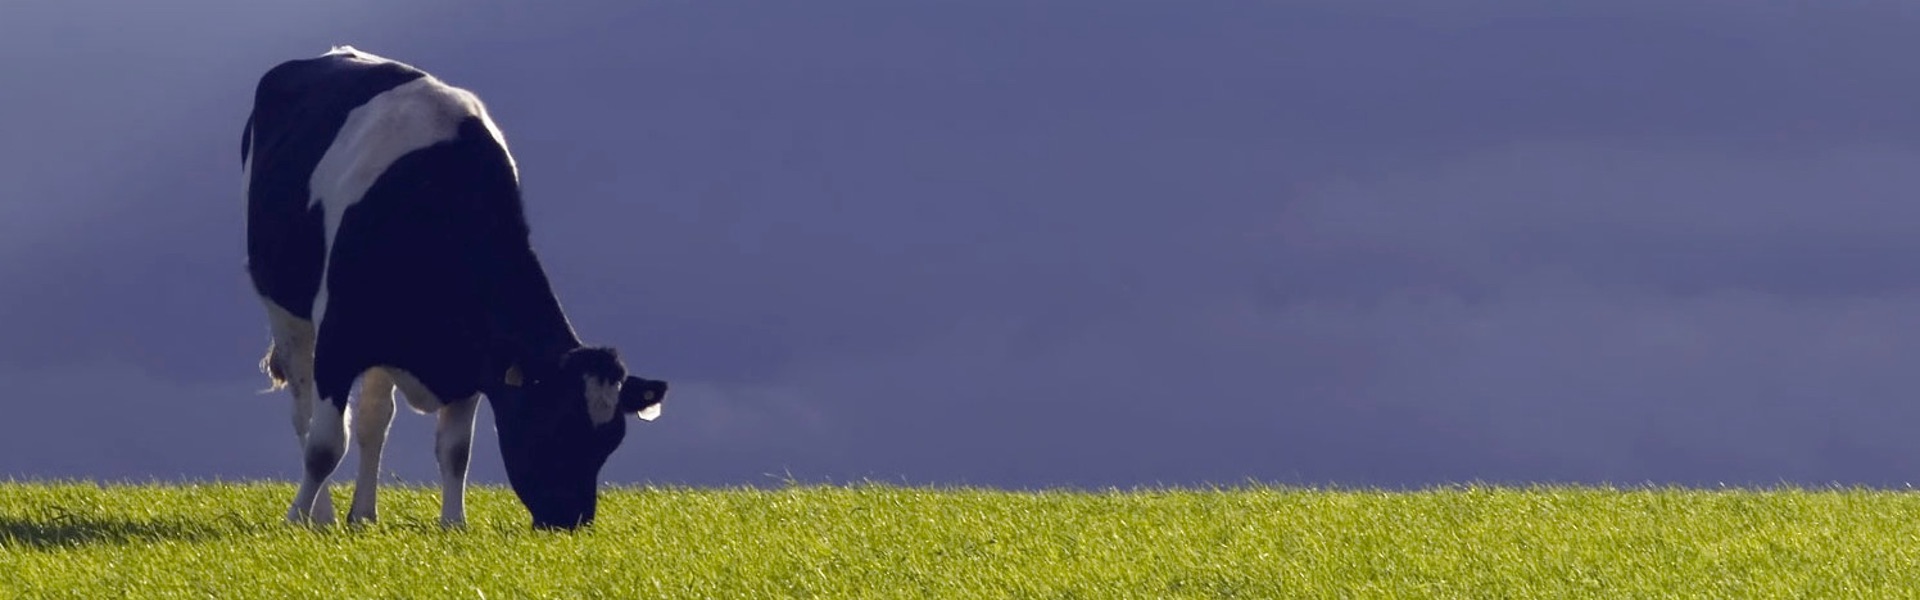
<box><xmin>309</xmin><ymin>117</ymin><xmax>550</xmax><ymax>408</ymax></box>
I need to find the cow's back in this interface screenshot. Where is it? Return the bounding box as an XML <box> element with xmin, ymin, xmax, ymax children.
<box><xmin>244</xmin><ymin>48</ymin><xmax>428</xmax><ymax>319</ymax></box>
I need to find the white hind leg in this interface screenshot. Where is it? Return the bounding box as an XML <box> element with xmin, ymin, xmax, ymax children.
<box><xmin>289</xmin><ymin>389</ymin><xmax>347</xmax><ymax>525</ymax></box>
<box><xmin>347</xmin><ymin>368</ymin><xmax>397</xmax><ymax>524</ymax></box>
<box><xmin>262</xmin><ymin>300</ymin><xmax>336</xmax><ymax>523</ymax></box>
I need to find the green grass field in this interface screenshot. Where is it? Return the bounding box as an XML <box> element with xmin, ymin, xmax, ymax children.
<box><xmin>2</xmin><ymin>481</ymin><xmax>1919</xmax><ymax>598</ymax></box>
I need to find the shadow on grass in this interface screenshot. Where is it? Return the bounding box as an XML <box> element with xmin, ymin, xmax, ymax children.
<box><xmin>0</xmin><ymin>512</ymin><xmax>253</xmax><ymax>550</ymax></box>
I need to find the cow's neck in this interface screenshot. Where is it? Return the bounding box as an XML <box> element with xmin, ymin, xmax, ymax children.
<box><xmin>490</xmin><ymin>243</ymin><xmax>585</xmax><ymax>380</ymax></box>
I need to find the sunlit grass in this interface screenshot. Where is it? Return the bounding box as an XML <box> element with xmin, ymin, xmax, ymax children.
<box><xmin>2</xmin><ymin>481</ymin><xmax>1917</xmax><ymax>598</ymax></box>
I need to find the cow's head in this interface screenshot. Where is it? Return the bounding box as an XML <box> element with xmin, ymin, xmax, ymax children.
<box><xmin>490</xmin><ymin>345</ymin><xmax>669</xmax><ymax>530</ymax></box>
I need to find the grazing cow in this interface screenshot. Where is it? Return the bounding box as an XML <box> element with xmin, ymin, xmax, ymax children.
<box><xmin>242</xmin><ymin>46</ymin><xmax>668</xmax><ymax>530</ymax></box>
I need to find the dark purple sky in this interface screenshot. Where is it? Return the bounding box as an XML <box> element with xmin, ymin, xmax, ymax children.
<box><xmin>6</xmin><ymin>0</ymin><xmax>1920</xmax><ymax>489</ymax></box>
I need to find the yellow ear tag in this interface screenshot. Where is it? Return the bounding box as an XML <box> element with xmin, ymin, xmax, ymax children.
<box><xmin>504</xmin><ymin>365</ymin><xmax>524</xmax><ymax>387</ymax></box>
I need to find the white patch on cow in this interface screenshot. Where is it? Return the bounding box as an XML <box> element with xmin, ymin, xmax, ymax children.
<box><xmin>309</xmin><ymin>77</ymin><xmax>462</xmax><ymax>251</ymax></box>
<box><xmin>386</xmin><ymin>367</ymin><xmax>447</xmax><ymax>414</ymax></box>
<box><xmin>304</xmin><ymin>69</ymin><xmax>518</xmax><ymax>333</ymax></box>
<box><xmin>324</xmin><ymin>44</ymin><xmax>361</xmax><ymax>57</ymax></box>
<box><xmin>310</xmin><ymin>289</ymin><xmax>330</xmax><ymax>345</ymax></box>
<box><xmin>585</xmin><ymin>375</ymin><xmax>622</xmax><ymax>426</ymax></box>
<box><xmin>259</xmin><ymin>300</ymin><xmax>310</xmax><ymax>389</ymax></box>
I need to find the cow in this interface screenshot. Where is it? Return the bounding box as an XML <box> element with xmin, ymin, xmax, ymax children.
<box><xmin>242</xmin><ymin>45</ymin><xmax>668</xmax><ymax>530</ymax></box>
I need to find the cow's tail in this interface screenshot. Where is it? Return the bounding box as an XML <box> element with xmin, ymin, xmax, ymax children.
<box><xmin>259</xmin><ymin>339</ymin><xmax>290</xmax><ymax>393</ymax></box>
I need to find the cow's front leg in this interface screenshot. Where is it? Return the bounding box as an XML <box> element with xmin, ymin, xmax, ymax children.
<box><xmin>289</xmin><ymin>387</ymin><xmax>348</xmax><ymax>526</ymax></box>
<box><xmin>435</xmin><ymin>396</ymin><xmax>480</xmax><ymax>527</ymax></box>
<box><xmin>347</xmin><ymin>369</ymin><xmax>397</xmax><ymax>524</ymax></box>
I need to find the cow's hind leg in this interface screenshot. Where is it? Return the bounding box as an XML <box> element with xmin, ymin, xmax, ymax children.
<box><xmin>262</xmin><ymin>303</ymin><xmax>337</xmax><ymax>523</ymax></box>
<box><xmin>288</xmin><ymin>387</ymin><xmax>348</xmax><ymax>525</ymax></box>
<box><xmin>347</xmin><ymin>368</ymin><xmax>397</xmax><ymax>524</ymax></box>
<box><xmin>435</xmin><ymin>396</ymin><xmax>480</xmax><ymax>527</ymax></box>
<box><xmin>290</xmin><ymin>393</ymin><xmax>337</xmax><ymax>521</ymax></box>
<box><xmin>288</xmin><ymin>386</ymin><xmax>349</xmax><ymax>526</ymax></box>
<box><xmin>288</xmin><ymin>328</ymin><xmax>354</xmax><ymax>526</ymax></box>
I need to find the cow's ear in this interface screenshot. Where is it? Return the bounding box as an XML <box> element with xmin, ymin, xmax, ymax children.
<box><xmin>619</xmin><ymin>376</ymin><xmax>667</xmax><ymax>421</ymax></box>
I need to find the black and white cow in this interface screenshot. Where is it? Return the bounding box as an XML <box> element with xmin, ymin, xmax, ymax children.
<box><xmin>242</xmin><ymin>46</ymin><xmax>668</xmax><ymax>530</ymax></box>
